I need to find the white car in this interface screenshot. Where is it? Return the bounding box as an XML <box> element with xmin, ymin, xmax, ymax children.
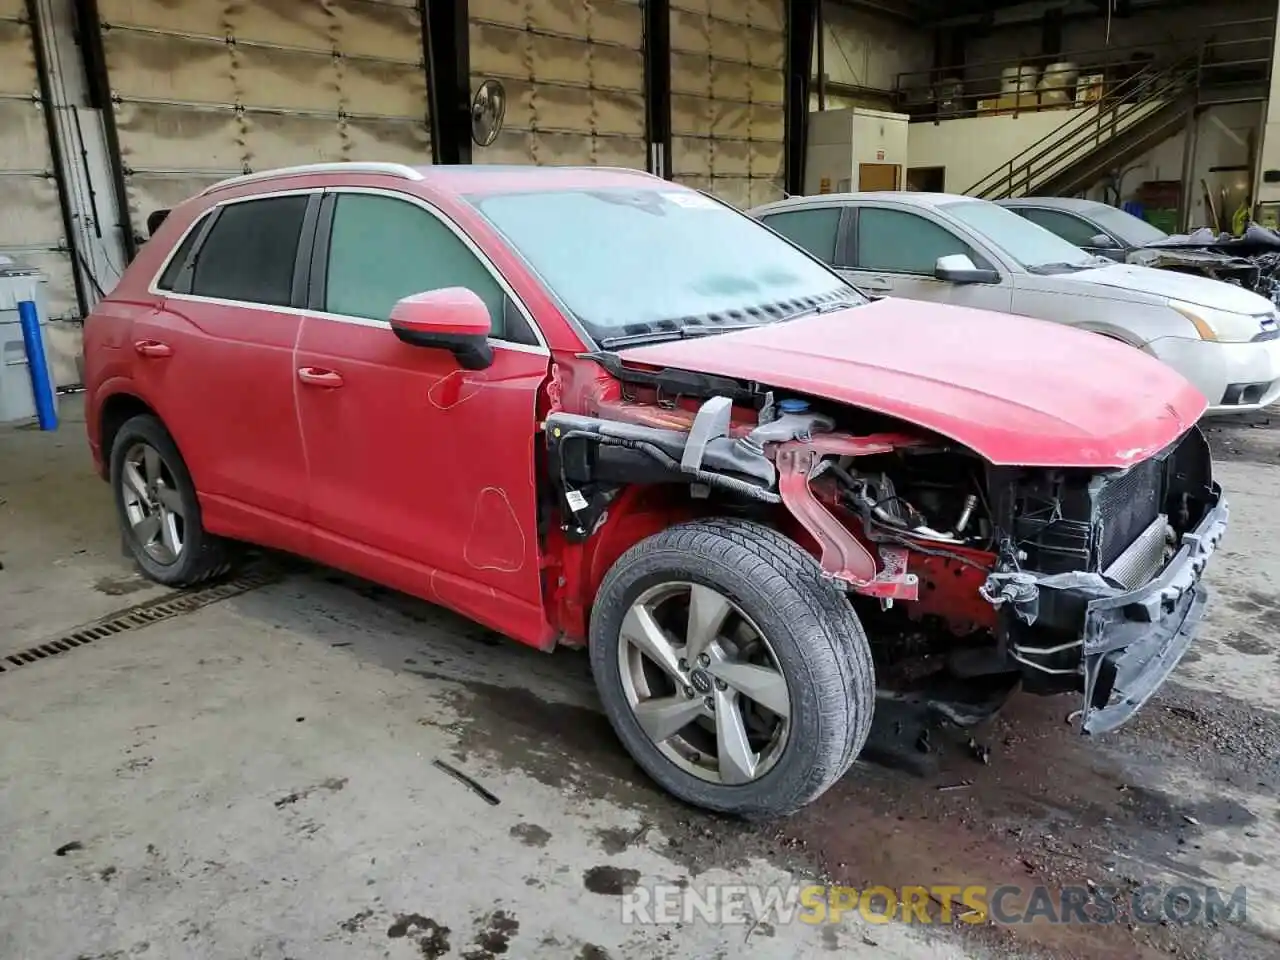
<box><xmin>750</xmin><ymin>192</ymin><xmax>1280</xmax><ymax>415</ymax></box>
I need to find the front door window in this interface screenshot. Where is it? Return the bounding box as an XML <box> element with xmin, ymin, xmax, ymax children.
<box><xmin>856</xmin><ymin>208</ymin><xmax>972</xmax><ymax>275</ymax></box>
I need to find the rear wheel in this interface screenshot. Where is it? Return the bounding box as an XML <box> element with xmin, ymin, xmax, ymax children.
<box><xmin>589</xmin><ymin>519</ymin><xmax>875</xmax><ymax>817</ymax></box>
<box><xmin>109</xmin><ymin>414</ymin><xmax>231</xmax><ymax>586</ymax></box>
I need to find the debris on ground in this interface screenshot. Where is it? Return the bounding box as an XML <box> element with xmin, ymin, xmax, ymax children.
<box><xmin>432</xmin><ymin>758</ymin><xmax>501</xmax><ymax>806</ymax></box>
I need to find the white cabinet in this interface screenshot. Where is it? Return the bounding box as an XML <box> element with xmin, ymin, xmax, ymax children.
<box><xmin>804</xmin><ymin>108</ymin><xmax>910</xmax><ymax>195</ymax></box>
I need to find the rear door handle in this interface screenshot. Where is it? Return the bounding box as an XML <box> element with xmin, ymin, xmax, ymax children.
<box><xmin>134</xmin><ymin>339</ymin><xmax>172</xmax><ymax>358</ymax></box>
<box><xmin>297</xmin><ymin>367</ymin><xmax>344</xmax><ymax>388</ymax></box>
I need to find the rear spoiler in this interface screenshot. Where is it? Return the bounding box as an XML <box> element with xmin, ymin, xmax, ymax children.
<box><xmin>146</xmin><ymin>208</ymin><xmax>170</xmax><ymax>236</ymax></box>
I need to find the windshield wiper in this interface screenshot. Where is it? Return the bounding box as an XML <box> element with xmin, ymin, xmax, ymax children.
<box><xmin>598</xmin><ymin>323</ymin><xmax>764</xmax><ymax>350</ymax></box>
<box><xmin>784</xmin><ymin>298</ymin><xmax>861</xmax><ymax>320</ymax></box>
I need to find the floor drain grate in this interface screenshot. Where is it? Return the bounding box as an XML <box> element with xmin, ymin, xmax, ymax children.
<box><xmin>0</xmin><ymin>566</ymin><xmax>279</xmax><ymax>674</ymax></box>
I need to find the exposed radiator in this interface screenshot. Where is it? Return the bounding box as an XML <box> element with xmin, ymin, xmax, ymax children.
<box><xmin>1103</xmin><ymin>513</ymin><xmax>1169</xmax><ymax>589</ymax></box>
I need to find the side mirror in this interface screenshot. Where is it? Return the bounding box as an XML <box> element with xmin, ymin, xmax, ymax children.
<box><xmin>390</xmin><ymin>288</ymin><xmax>493</xmax><ymax>370</ymax></box>
<box><xmin>934</xmin><ymin>254</ymin><xmax>999</xmax><ymax>284</ymax></box>
<box><xmin>1089</xmin><ymin>233</ymin><xmax>1119</xmax><ymax>250</ymax></box>
<box><xmin>146</xmin><ymin>208</ymin><xmax>170</xmax><ymax>236</ymax></box>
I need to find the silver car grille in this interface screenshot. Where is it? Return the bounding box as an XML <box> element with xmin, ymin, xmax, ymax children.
<box><xmin>1103</xmin><ymin>514</ymin><xmax>1169</xmax><ymax>589</ymax></box>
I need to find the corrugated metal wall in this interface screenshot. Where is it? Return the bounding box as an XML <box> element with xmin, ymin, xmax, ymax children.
<box><xmin>469</xmin><ymin>0</ymin><xmax>647</xmax><ymax>168</ymax></box>
<box><xmin>669</xmin><ymin>0</ymin><xmax>786</xmax><ymax>208</ymax></box>
<box><xmin>97</xmin><ymin>0</ymin><xmax>431</xmax><ymax>234</ymax></box>
<box><xmin>0</xmin><ymin>0</ymin><xmax>80</xmax><ymax>385</ymax></box>
<box><xmin>7</xmin><ymin>0</ymin><xmax>807</xmax><ymax>374</ymax></box>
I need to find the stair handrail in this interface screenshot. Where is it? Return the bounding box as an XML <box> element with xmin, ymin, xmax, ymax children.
<box><xmin>962</xmin><ymin>57</ymin><xmax>1199</xmax><ymax>199</ymax></box>
<box><xmin>893</xmin><ymin>17</ymin><xmax>1275</xmax><ymax>103</ymax></box>
<box><xmin>1041</xmin><ymin>101</ymin><xmax>1198</xmax><ymax>199</ymax></box>
<box><xmin>963</xmin><ymin>61</ymin><xmax>1196</xmax><ymax>198</ymax></box>
<box><xmin>961</xmin><ymin>73</ymin><xmax>1150</xmax><ymax>197</ymax></box>
<box><xmin>980</xmin><ymin>64</ymin><xmax>1199</xmax><ymax>199</ymax></box>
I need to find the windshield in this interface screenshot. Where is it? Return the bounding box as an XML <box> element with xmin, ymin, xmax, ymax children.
<box><xmin>465</xmin><ymin>187</ymin><xmax>864</xmax><ymax>343</ymax></box>
<box><xmin>941</xmin><ymin>199</ymin><xmax>1096</xmax><ymax>272</ymax></box>
<box><xmin>1086</xmin><ymin>204</ymin><xmax>1169</xmax><ymax>245</ymax></box>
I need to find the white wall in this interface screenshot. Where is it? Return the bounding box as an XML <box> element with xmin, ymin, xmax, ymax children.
<box><xmin>1255</xmin><ymin>0</ymin><xmax>1280</xmax><ymax>204</ymax></box>
<box><xmin>908</xmin><ymin>111</ymin><xmax>1075</xmax><ymax>193</ymax></box>
<box><xmin>908</xmin><ymin>97</ymin><xmax>1258</xmax><ymax>227</ymax></box>
<box><xmin>811</xmin><ymin>3</ymin><xmax>932</xmax><ymax>111</ymax></box>
<box><xmin>1085</xmin><ymin>102</ymin><xmax>1261</xmax><ymax>226</ymax></box>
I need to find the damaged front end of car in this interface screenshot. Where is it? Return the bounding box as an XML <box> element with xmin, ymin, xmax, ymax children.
<box><xmin>545</xmin><ymin>362</ymin><xmax>1226</xmax><ymax>739</ymax></box>
<box><xmin>1129</xmin><ymin>225</ymin><xmax>1280</xmax><ymax>306</ymax></box>
<box><xmin>979</xmin><ymin>428</ymin><xmax>1227</xmax><ymax>733</ymax></box>
<box><xmin>1128</xmin><ymin>246</ymin><xmax>1265</xmax><ymax>292</ymax></box>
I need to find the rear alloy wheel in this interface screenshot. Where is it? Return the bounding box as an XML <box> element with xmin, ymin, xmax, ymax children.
<box><xmin>120</xmin><ymin>441</ymin><xmax>186</xmax><ymax>565</ymax></box>
<box><xmin>590</xmin><ymin>519</ymin><xmax>875</xmax><ymax>817</ymax></box>
<box><xmin>110</xmin><ymin>414</ymin><xmax>231</xmax><ymax>586</ymax></box>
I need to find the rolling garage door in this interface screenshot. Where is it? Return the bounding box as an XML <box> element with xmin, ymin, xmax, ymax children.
<box><xmin>670</xmin><ymin>0</ymin><xmax>786</xmax><ymax>209</ymax></box>
<box><xmin>469</xmin><ymin>0</ymin><xmax>647</xmax><ymax>168</ymax></box>
<box><xmin>97</xmin><ymin>0</ymin><xmax>430</xmax><ymax>240</ymax></box>
<box><xmin>0</xmin><ymin>0</ymin><xmax>80</xmax><ymax>386</ymax></box>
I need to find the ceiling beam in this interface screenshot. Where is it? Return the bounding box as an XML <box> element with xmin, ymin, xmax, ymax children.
<box><xmin>825</xmin><ymin>0</ymin><xmax>927</xmax><ymax>25</ymax></box>
<box><xmin>932</xmin><ymin>0</ymin><xmax>1171</xmax><ymax>30</ymax></box>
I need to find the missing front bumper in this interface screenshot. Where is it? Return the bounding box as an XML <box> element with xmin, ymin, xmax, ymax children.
<box><xmin>1010</xmin><ymin>483</ymin><xmax>1229</xmax><ymax>735</ymax></box>
<box><xmin>1081</xmin><ymin>583</ymin><xmax>1206</xmax><ymax>734</ymax></box>
<box><xmin>1079</xmin><ymin>485</ymin><xmax>1228</xmax><ymax>734</ymax></box>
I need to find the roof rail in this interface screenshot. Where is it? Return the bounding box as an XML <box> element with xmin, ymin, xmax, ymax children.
<box><xmin>200</xmin><ymin>162</ymin><xmax>423</xmax><ymax>196</ymax></box>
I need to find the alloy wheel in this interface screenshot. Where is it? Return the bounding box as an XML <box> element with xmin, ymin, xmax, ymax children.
<box><xmin>120</xmin><ymin>441</ymin><xmax>186</xmax><ymax>565</ymax></box>
<box><xmin>617</xmin><ymin>582</ymin><xmax>791</xmax><ymax>785</ymax></box>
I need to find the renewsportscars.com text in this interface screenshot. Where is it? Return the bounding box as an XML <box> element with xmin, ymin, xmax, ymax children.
<box><xmin>620</xmin><ymin>883</ymin><xmax>1248</xmax><ymax>927</ymax></box>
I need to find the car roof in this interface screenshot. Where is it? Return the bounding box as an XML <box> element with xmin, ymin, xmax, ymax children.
<box><xmin>749</xmin><ymin>191</ymin><xmax>977</xmax><ymax>215</ymax></box>
<box><xmin>201</xmin><ymin>161</ymin><xmax>668</xmax><ymax>200</ymax></box>
<box><xmin>413</xmin><ymin>163</ymin><xmax>667</xmax><ymax>195</ymax></box>
<box><xmin>996</xmin><ymin>196</ymin><xmax>1108</xmax><ymax>216</ymax></box>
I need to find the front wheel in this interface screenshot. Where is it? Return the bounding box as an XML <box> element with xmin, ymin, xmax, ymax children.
<box><xmin>589</xmin><ymin>519</ymin><xmax>875</xmax><ymax>818</ymax></box>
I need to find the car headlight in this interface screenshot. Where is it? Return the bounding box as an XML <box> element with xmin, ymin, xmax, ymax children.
<box><xmin>1168</xmin><ymin>300</ymin><xmax>1271</xmax><ymax>343</ymax></box>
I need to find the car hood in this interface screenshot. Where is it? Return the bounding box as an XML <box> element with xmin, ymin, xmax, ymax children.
<box><xmin>617</xmin><ymin>298</ymin><xmax>1206</xmax><ymax>468</ymax></box>
<box><xmin>1066</xmin><ymin>262</ymin><xmax>1272</xmax><ymax>313</ymax></box>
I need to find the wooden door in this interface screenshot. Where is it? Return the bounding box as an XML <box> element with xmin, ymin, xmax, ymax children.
<box><xmin>858</xmin><ymin>163</ymin><xmax>901</xmax><ymax>191</ymax></box>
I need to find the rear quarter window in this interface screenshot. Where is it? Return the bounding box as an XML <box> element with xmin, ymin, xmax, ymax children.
<box><xmin>155</xmin><ymin>215</ymin><xmax>206</xmax><ymax>291</ymax></box>
<box><xmin>188</xmin><ymin>194</ymin><xmax>309</xmax><ymax>306</ymax></box>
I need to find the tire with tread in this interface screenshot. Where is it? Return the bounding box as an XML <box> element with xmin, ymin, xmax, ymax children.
<box><xmin>109</xmin><ymin>413</ymin><xmax>232</xmax><ymax>586</ymax></box>
<box><xmin>589</xmin><ymin>518</ymin><xmax>875</xmax><ymax>817</ymax></box>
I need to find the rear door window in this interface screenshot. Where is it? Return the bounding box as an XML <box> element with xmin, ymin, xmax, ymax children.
<box><xmin>760</xmin><ymin>208</ymin><xmax>842</xmax><ymax>263</ymax></box>
<box><xmin>189</xmin><ymin>194</ymin><xmax>309</xmax><ymax>306</ymax></box>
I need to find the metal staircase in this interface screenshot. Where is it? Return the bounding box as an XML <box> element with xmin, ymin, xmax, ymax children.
<box><xmin>963</xmin><ymin>59</ymin><xmax>1201</xmax><ymax>201</ymax></box>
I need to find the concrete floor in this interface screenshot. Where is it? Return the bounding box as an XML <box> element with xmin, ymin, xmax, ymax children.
<box><xmin>2</xmin><ymin>398</ymin><xmax>1279</xmax><ymax>960</ymax></box>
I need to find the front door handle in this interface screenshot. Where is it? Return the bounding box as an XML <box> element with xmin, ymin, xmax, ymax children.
<box><xmin>860</xmin><ymin>277</ymin><xmax>892</xmax><ymax>292</ymax></box>
<box><xmin>134</xmin><ymin>339</ymin><xmax>172</xmax><ymax>358</ymax></box>
<box><xmin>297</xmin><ymin>367</ymin><xmax>344</xmax><ymax>388</ymax></box>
